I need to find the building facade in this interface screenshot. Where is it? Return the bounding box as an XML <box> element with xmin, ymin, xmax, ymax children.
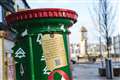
<box><xmin>87</xmin><ymin>43</ymin><xmax>106</xmax><ymax>57</ymax></box>
<box><xmin>113</xmin><ymin>34</ymin><xmax>120</xmax><ymax>55</ymax></box>
<box><xmin>0</xmin><ymin>0</ymin><xmax>30</xmax><ymax>80</ymax></box>
<box><xmin>70</xmin><ymin>43</ymin><xmax>80</xmax><ymax>61</ymax></box>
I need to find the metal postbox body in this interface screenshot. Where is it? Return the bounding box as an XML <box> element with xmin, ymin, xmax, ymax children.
<box><xmin>5</xmin><ymin>8</ymin><xmax>78</xmax><ymax>80</ymax></box>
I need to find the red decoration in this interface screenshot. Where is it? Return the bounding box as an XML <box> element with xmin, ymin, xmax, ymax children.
<box><xmin>48</xmin><ymin>70</ymin><xmax>71</xmax><ymax>80</ymax></box>
<box><xmin>5</xmin><ymin>8</ymin><xmax>78</xmax><ymax>24</ymax></box>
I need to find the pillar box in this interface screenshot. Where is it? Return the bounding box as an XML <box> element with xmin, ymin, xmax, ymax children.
<box><xmin>5</xmin><ymin>8</ymin><xmax>78</xmax><ymax>80</ymax></box>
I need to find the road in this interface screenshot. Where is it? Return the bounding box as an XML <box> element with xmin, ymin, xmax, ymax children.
<box><xmin>72</xmin><ymin>63</ymin><xmax>120</xmax><ymax>80</ymax></box>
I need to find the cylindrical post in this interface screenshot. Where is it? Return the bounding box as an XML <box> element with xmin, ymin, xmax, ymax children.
<box><xmin>5</xmin><ymin>8</ymin><xmax>78</xmax><ymax>80</ymax></box>
<box><xmin>105</xmin><ymin>58</ymin><xmax>113</xmax><ymax>79</ymax></box>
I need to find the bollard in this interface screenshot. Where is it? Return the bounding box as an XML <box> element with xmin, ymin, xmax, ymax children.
<box><xmin>5</xmin><ymin>8</ymin><xmax>78</xmax><ymax>80</ymax></box>
<box><xmin>105</xmin><ymin>58</ymin><xmax>113</xmax><ymax>79</ymax></box>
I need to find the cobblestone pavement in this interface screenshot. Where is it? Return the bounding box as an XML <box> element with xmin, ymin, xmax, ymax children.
<box><xmin>72</xmin><ymin>63</ymin><xmax>120</xmax><ymax>80</ymax></box>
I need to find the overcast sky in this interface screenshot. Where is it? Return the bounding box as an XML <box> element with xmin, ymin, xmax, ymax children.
<box><xmin>27</xmin><ymin>0</ymin><xmax>120</xmax><ymax>44</ymax></box>
<box><xmin>0</xmin><ymin>0</ymin><xmax>119</xmax><ymax>44</ymax></box>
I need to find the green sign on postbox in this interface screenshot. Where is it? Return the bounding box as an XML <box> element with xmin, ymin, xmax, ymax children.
<box><xmin>5</xmin><ymin>8</ymin><xmax>78</xmax><ymax>80</ymax></box>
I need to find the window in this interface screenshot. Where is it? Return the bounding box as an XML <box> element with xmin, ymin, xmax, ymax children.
<box><xmin>0</xmin><ymin>6</ymin><xmax>2</xmax><ymax>23</ymax></box>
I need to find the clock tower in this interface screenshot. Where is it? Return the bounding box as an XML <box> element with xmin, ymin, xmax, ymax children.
<box><xmin>80</xmin><ymin>26</ymin><xmax>87</xmax><ymax>57</ymax></box>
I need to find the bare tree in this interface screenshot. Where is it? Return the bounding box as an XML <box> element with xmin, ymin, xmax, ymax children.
<box><xmin>89</xmin><ymin>0</ymin><xmax>118</xmax><ymax>58</ymax></box>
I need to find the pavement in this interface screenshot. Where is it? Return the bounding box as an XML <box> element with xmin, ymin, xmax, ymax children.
<box><xmin>72</xmin><ymin>63</ymin><xmax>120</xmax><ymax>80</ymax></box>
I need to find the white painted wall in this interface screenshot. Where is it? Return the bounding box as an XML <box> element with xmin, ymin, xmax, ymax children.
<box><xmin>0</xmin><ymin>38</ymin><xmax>14</xmax><ymax>80</ymax></box>
<box><xmin>0</xmin><ymin>38</ymin><xmax>3</xmax><ymax>80</ymax></box>
<box><xmin>4</xmin><ymin>39</ymin><xmax>14</xmax><ymax>54</ymax></box>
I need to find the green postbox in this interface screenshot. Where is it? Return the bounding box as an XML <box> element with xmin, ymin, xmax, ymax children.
<box><xmin>5</xmin><ymin>8</ymin><xmax>78</xmax><ymax>80</ymax></box>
